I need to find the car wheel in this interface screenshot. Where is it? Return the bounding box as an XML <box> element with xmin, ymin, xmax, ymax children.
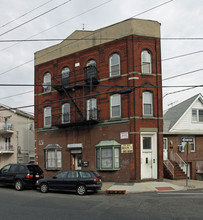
<box><xmin>15</xmin><ymin>180</ymin><xmax>23</xmax><ymax>191</ymax></box>
<box><xmin>40</xmin><ymin>183</ymin><xmax>48</xmax><ymax>193</ymax></box>
<box><xmin>77</xmin><ymin>185</ymin><xmax>86</xmax><ymax>196</ymax></box>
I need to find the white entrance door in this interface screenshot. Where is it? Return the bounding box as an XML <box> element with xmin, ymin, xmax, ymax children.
<box><xmin>163</xmin><ymin>138</ymin><xmax>168</xmax><ymax>160</ymax></box>
<box><xmin>141</xmin><ymin>133</ymin><xmax>157</xmax><ymax>180</ymax></box>
<box><xmin>75</xmin><ymin>155</ymin><xmax>82</xmax><ymax>170</ymax></box>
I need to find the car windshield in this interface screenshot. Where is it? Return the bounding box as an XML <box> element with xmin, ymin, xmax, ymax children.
<box><xmin>27</xmin><ymin>165</ymin><xmax>43</xmax><ymax>174</ymax></box>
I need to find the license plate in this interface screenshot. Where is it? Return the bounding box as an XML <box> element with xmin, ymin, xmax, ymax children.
<box><xmin>36</xmin><ymin>175</ymin><xmax>39</xmax><ymax>178</ymax></box>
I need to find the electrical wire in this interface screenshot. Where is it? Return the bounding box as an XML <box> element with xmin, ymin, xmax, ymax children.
<box><xmin>0</xmin><ymin>0</ymin><xmax>54</xmax><ymax>29</ymax></box>
<box><xmin>0</xmin><ymin>0</ymin><xmax>72</xmax><ymax>37</ymax></box>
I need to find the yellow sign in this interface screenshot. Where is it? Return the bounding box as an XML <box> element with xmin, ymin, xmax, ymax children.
<box><xmin>184</xmin><ymin>143</ymin><xmax>192</xmax><ymax>155</ymax></box>
<box><xmin>121</xmin><ymin>144</ymin><xmax>133</xmax><ymax>153</ymax></box>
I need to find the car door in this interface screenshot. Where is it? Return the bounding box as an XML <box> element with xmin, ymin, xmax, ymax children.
<box><xmin>48</xmin><ymin>171</ymin><xmax>68</xmax><ymax>190</ymax></box>
<box><xmin>0</xmin><ymin>165</ymin><xmax>11</xmax><ymax>184</ymax></box>
<box><xmin>64</xmin><ymin>171</ymin><xmax>79</xmax><ymax>190</ymax></box>
<box><xmin>6</xmin><ymin>164</ymin><xmax>19</xmax><ymax>185</ymax></box>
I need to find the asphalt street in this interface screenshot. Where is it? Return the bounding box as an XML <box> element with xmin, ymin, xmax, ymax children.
<box><xmin>0</xmin><ymin>186</ymin><xmax>203</xmax><ymax>220</ymax></box>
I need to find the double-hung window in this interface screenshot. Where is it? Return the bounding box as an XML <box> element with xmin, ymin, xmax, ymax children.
<box><xmin>110</xmin><ymin>94</ymin><xmax>121</xmax><ymax>118</ymax></box>
<box><xmin>109</xmin><ymin>53</ymin><xmax>120</xmax><ymax>77</ymax></box>
<box><xmin>143</xmin><ymin>91</ymin><xmax>153</xmax><ymax>116</ymax></box>
<box><xmin>44</xmin><ymin>144</ymin><xmax>62</xmax><ymax>170</ymax></box>
<box><xmin>61</xmin><ymin>67</ymin><xmax>70</xmax><ymax>86</ymax></box>
<box><xmin>43</xmin><ymin>72</ymin><xmax>51</xmax><ymax>93</ymax></box>
<box><xmin>62</xmin><ymin>103</ymin><xmax>70</xmax><ymax>123</ymax></box>
<box><xmin>44</xmin><ymin>106</ymin><xmax>51</xmax><ymax>128</ymax></box>
<box><xmin>192</xmin><ymin>109</ymin><xmax>203</xmax><ymax>122</ymax></box>
<box><xmin>141</xmin><ymin>50</ymin><xmax>152</xmax><ymax>74</ymax></box>
<box><xmin>87</xmin><ymin>98</ymin><xmax>97</xmax><ymax>120</ymax></box>
<box><xmin>96</xmin><ymin>141</ymin><xmax>120</xmax><ymax>171</ymax></box>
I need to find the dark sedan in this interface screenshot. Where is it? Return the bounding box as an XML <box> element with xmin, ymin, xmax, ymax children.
<box><xmin>36</xmin><ymin>170</ymin><xmax>102</xmax><ymax>195</ymax></box>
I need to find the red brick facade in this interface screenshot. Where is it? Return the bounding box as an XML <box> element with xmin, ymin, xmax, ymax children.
<box><xmin>34</xmin><ymin>19</ymin><xmax>163</xmax><ymax>182</ymax></box>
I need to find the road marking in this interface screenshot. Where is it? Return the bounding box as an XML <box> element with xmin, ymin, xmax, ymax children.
<box><xmin>157</xmin><ymin>192</ymin><xmax>203</xmax><ymax>195</ymax></box>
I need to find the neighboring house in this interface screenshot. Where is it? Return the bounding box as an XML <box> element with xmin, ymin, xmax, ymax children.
<box><xmin>0</xmin><ymin>105</ymin><xmax>35</xmax><ymax>168</ymax></box>
<box><xmin>163</xmin><ymin>93</ymin><xmax>203</xmax><ymax>180</ymax></box>
<box><xmin>34</xmin><ymin>18</ymin><xmax>163</xmax><ymax>182</ymax></box>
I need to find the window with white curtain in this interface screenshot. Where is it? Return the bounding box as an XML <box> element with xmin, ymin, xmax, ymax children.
<box><xmin>43</xmin><ymin>72</ymin><xmax>51</xmax><ymax>93</ymax></box>
<box><xmin>141</xmin><ymin>50</ymin><xmax>152</xmax><ymax>74</ymax></box>
<box><xmin>45</xmin><ymin>148</ymin><xmax>62</xmax><ymax>170</ymax></box>
<box><xmin>109</xmin><ymin>53</ymin><xmax>120</xmax><ymax>77</ymax></box>
<box><xmin>143</xmin><ymin>91</ymin><xmax>153</xmax><ymax>116</ymax></box>
<box><xmin>110</xmin><ymin>94</ymin><xmax>121</xmax><ymax>118</ymax></box>
<box><xmin>96</xmin><ymin>146</ymin><xmax>120</xmax><ymax>170</ymax></box>
<box><xmin>44</xmin><ymin>106</ymin><xmax>51</xmax><ymax>128</ymax></box>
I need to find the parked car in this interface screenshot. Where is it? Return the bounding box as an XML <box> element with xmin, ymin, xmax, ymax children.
<box><xmin>36</xmin><ymin>170</ymin><xmax>102</xmax><ymax>195</ymax></box>
<box><xmin>0</xmin><ymin>163</ymin><xmax>44</xmax><ymax>191</ymax></box>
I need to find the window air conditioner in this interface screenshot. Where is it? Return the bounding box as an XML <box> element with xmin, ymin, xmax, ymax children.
<box><xmin>178</xmin><ymin>145</ymin><xmax>183</xmax><ymax>152</ymax></box>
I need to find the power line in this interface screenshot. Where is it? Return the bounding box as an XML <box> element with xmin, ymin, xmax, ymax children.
<box><xmin>0</xmin><ymin>0</ymin><xmax>54</xmax><ymax>29</ymax></box>
<box><xmin>0</xmin><ymin>0</ymin><xmax>113</xmax><ymax>53</ymax></box>
<box><xmin>1</xmin><ymin>37</ymin><xmax>203</xmax><ymax>43</ymax></box>
<box><xmin>0</xmin><ymin>0</ymin><xmax>72</xmax><ymax>37</ymax></box>
<box><xmin>0</xmin><ymin>90</ymin><xmax>33</xmax><ymax>100</ymax></box>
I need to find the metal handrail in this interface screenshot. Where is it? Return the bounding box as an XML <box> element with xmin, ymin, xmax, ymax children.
<box><xmin>163</xmin><ymin>160</ymin><xmax>174</xmax><ymax>178</ymax></box>
<box><xmin>170</xmin><ymin>151</ymin><xmax>187</xmax><ymax>174</ymax></box>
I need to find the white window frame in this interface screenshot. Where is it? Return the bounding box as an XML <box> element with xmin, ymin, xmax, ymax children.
<box><xmin>44</xmin><ymin>106</ymin><xmax>51</xmax><ymax>128</ymax></box>
<box><xmin>43</xmin><ymin>72</ymin><xmax>51</xmax><ymax>93</ymax></box>
<box><xmin>143</xmin><ymin>91</ymin><xmax>153</xmax><ymax>116</ymax></box>
<box><xmin>45</xmin><ymin>149</ymin><xmax>62</xmax><ymax>170</ymax></box>
<box><xmin>109</xmin><ymin>53</ymin><xmax>120</xmax><ymax>77</ymax></box>
<box><xmin>62</xmin><ymin>103</ymin><xmax>70</xmax><ymax>124</ymax></box>
<box><xmin>141</xmin><ymin>50</ymin><xmax>152</xmax><ymax>74</ymax></box>
<box><xmin>87</xmin><ymin>98</ymin><xmax>97</xmax><ymax>120</ymax></box>
<box><xmin>192</xmin><ymin>109</ymin><xmax>203</xmax><ymax>122</ymax></box>
<box><xmin>110</xmin><ymin>94</ymin><xmax>121</xmax><ymax>118</ymax></box>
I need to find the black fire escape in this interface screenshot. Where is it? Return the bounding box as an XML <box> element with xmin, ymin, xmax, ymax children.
<box><xmin>52</xmin><ymin>65</ymin><xmax>99</xmax><ymax>128</ymax></box>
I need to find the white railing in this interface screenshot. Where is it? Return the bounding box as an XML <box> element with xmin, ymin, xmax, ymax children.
<box><xmin>170</xmin><ymin>151</ymin><xmax>187</xmax><ymax>174</ymax></box>
<box><xmin>0</xmin><ymin>145</ymin><xmax>14</xmax><ymax>152</ymax></box>
<box><xmin>163</xmin><ymin>160</ymin><xmax>174</xmax><ymax>178</ymax></box>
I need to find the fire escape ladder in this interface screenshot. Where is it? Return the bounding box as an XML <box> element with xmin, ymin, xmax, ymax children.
<box><xmin>61</xmin><ymin>87</ymin><xmax>86</xmax><ymax>121</ymax></box>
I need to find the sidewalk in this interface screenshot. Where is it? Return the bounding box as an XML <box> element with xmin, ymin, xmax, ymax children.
<box><xmin>99</xmin><ymin>179</ymin><xmax>203</xmax><ymax>194</ymax></box>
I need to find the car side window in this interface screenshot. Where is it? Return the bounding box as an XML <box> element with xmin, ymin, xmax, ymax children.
<box><xmin>19</xmin><ymin>165</ymin><xmax>27</xmax><ymax>173</ymax></box>
<box><xmin>79</xmin><ymin>171</ymin><xmax>91</xmax><ymax>178</ymax></box>
<box><xmin>9</xmin><ymin>165</ymin><xmax>19</xmax><ymax>173</ymax></box>
<box><xmin>55</xmin><ymin>171</ymin><xmax>68</xmax><ymax>179</ymax></box>
<box><xmin>1</xmin><ymin>165</ymin><xmax>11</xmax><ymax>173</ymax></box>
<box><xmin>67</xmin><ymin>171</ymin><xmax>78</xmax><ymax>178</ymax></box>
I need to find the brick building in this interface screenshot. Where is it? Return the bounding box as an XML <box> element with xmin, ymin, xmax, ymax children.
<box><xmin>34</xmin><ymin>18</ymin><xmax>163</xmax><ymax>182</ymax></box>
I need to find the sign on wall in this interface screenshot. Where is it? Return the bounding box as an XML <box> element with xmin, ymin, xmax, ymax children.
<box><xmin>120</xmin><ymin>132</ymin><xmax>129</xmax><ymax>139</ymax></box>
<box><xmin>121</xmin><ymin>144</ymin><xmax>133</xmax><ymax>153</ymax></box>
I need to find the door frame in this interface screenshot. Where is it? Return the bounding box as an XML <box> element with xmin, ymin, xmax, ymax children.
<box><xmin>140</xmin><ymin>132</ymin><xmax>157</xmax><ymax>180</ymax></box>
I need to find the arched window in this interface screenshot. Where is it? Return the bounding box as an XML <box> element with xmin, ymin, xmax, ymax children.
<box><xmin>44</xmin><ymin>106</ymin><xmax>51</xmax><ymax>128</ymax></box>
<box><xmin>43</xmin><ymin>72</ymin><xmax>51</xmax><ymax>93</ymax></box>
<box><xmin>143</xmin><ymin>91</ymin><xmax>153</xmax><ymax>116</ymax></box>
<box><xmin>86</xmin><ymin>59</ymin><xmax>96</xmax><ymax>67</ymax></box>
<box><xmin>62</xmin><ymin>103</ymin><xmax>70</xmax><ymax>123</ymax></box>
<box><xmin>141</xmin><ymin>50</ymin><xmax>152</xmax><ymax>74</ymax></box>
<box><xmin>61</xmin><ymin>66</ymin><xmax>70</xmax><ymax>86</ymax></box>
<box><xmin>109</xmin><ymin>53</ymin><xmax>120</xmax><ymax>77</ymax></box>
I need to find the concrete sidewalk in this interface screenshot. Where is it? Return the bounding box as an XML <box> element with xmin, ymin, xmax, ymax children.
<box><xmin>99</xmin><ymin>179</ymin><xmax>203</xmax><ymax>194</ymax></box>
